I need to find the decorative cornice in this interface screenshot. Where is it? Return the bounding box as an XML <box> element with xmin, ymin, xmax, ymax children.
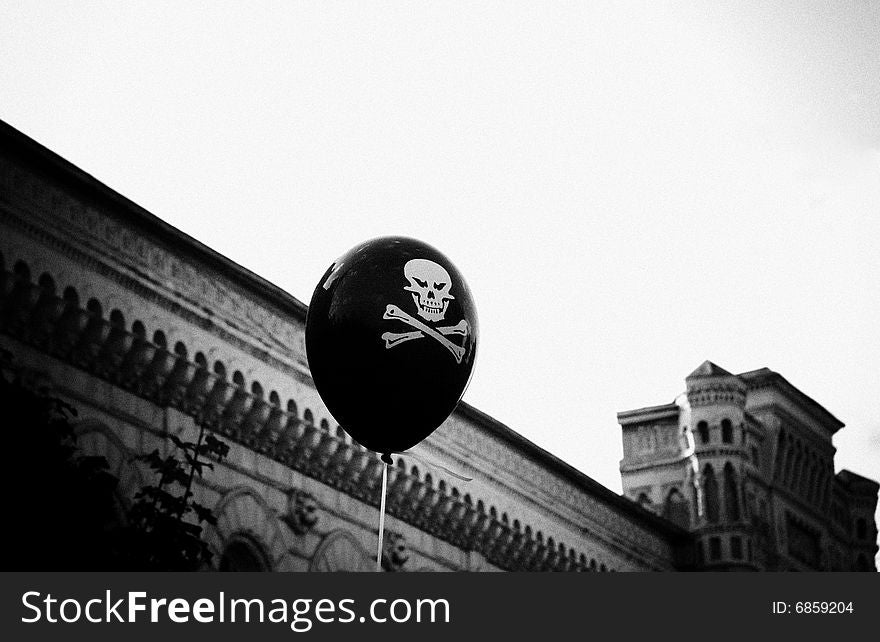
<box><xmin>617</xmin><ymin>402</ymin><xmax>680</xmax><ymax>426</ymax></box>
<box><xmin>748</xmin><ymin>404</ymin><xmax>836</xmax><ymax>456</ymax></box>
<box><xmin>686</xmin><ymin>381</ymin><xmax>746</xmax><ymax>409</ymax></box>
<box><xmin>738</xmin><ymin>368</ymin><xmax>844</xmax><ymax>435</ymax></box>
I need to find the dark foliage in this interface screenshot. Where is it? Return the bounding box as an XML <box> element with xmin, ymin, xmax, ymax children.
<box><xmin>1</xmin><ymin>350</ymin><xmax>120</xmax><ymax>569</ymax></box>
<box><xmin>0</xmin><ymin>349</ymin><xmax>228</xmax><ymax>570</ymax></box>
<box><xmin>113</xmin><ymin>428</ymin><xmax>229</xmax><ymax>570</ymax></box>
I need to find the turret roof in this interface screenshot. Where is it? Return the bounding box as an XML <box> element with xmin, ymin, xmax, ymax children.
<box><xmin>686</xmin><ymin>360</ymin><xmax>733</xmax><ymax>378</ymax></box>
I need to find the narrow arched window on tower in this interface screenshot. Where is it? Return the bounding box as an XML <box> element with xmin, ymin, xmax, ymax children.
<box><xmin>721</xmin><ymin>419</ymin><xmax>733</xmax><ymax>443</ymax></box>
<box><xmin>703</xmin><ymin>465</ymin><xmax>720</xmax><ymax>523</ymax></box>
<box><xmin>697</xmin><ymin>421</ymin><xmax>709</xmax><ymax>445</ymax></box>
<box><xmin>724</xmin><ymin>463</ymin><xmax>740</xmax><ymax>521</ymax></box>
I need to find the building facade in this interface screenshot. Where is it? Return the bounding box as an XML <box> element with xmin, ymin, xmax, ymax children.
<box><xmin>1</xmin><ymin>120</ymin><xmax>874</xmax><ymax>571</ymax></box>
<box><xmin>619</xmin><ymin>361</ymin><xmax>878</xmax><ymax>571</ymax></box>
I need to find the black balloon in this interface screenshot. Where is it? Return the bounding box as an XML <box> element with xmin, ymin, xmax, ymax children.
<box><xmin>306</xmin><ymin>236</ymin><xmax>478</xmax><ymax>456</ymax></box>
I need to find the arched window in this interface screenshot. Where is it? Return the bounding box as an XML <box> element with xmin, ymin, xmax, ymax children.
<box><xmin>721</xmin><ymin>419</ymin><xmax>733</xmax><ymax>444</ymax></box>
<box><xmin>636</xmin><ymin>492</ymin><xmax>653</xmax><ymax>510</ymax></box>
<box><xmin>703</xmin><ymin>465</ymin><xmax>720</xmax><ymax>523</ymax></box>
<box><xmin>697</xmin><ymin>421</ymin><xmax>709</xmax><ymax>444</ymax></box>
<box><xmin>724</xmin><ymin>463</ymin><xmax>740</xmax><ymax>521</ymax></box>
<box><xmin>663</xmin><ymin>487</ymin><xmax>690</xmax><ymax>528</ymax></box>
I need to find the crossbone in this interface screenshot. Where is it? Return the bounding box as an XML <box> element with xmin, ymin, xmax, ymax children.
<box><xmin>382</xmin><ymin>321</ymin><xmax>468</xmax><ymax>346</ymax></box>
<box><xmin>382</xmin><ymin>304</ymin><xmax>468</xmax><ymax>363</ymax></box>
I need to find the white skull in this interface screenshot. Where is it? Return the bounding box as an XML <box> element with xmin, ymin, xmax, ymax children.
<box><xmin>403</xmin><ymin>258</ymin><xmax>455</xmax><ymax>322</ymax></box>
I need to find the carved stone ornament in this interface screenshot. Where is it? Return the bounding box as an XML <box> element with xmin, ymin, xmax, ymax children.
<box><xmin>282</xmin><ymin>489</ymin><xmax>319</xmax><ymax>535</ymax></box>
<box><xmin>381</xmin><ymin>531</ymin><xmax>409</xmax><ymax>572</ymax></box>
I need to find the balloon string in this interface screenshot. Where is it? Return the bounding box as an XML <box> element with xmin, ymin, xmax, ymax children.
<box><xmin>405</xmin><ymin>450</ymin><xmax>473</xmax><ymax>482</ymax></box>
<box><xmin>376</xmin><ymin>460</ymin><xmax>388</xmax><ymax>572</ymax></box>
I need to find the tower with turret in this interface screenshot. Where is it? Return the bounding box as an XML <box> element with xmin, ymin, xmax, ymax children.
<box><xmin>682</xmin><ymin>361</ymin><xmax>756</xmax><ymax>569</ymax></box>
<box><xmin>619</xmin><ymin>361</ymin><xmax>878</xmax><ymax>571</ymax></box>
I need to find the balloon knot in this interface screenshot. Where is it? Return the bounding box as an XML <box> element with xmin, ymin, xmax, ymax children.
<box><xmin>381</xmin><ymin>453</ymin><xmax>394</xmax><ymax>465</ymax></box>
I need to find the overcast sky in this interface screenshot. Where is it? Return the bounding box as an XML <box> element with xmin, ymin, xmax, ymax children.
<box><xmin>2</xmin><ymin>1</ymin><xmax>878</xmax><ymax>547</ymax></box>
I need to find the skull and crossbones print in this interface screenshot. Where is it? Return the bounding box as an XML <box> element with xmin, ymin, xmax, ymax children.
<box><xmin>381</xmin><ymin>258</ymin><xmax>469</xmax><ymax>363</ymax></box>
